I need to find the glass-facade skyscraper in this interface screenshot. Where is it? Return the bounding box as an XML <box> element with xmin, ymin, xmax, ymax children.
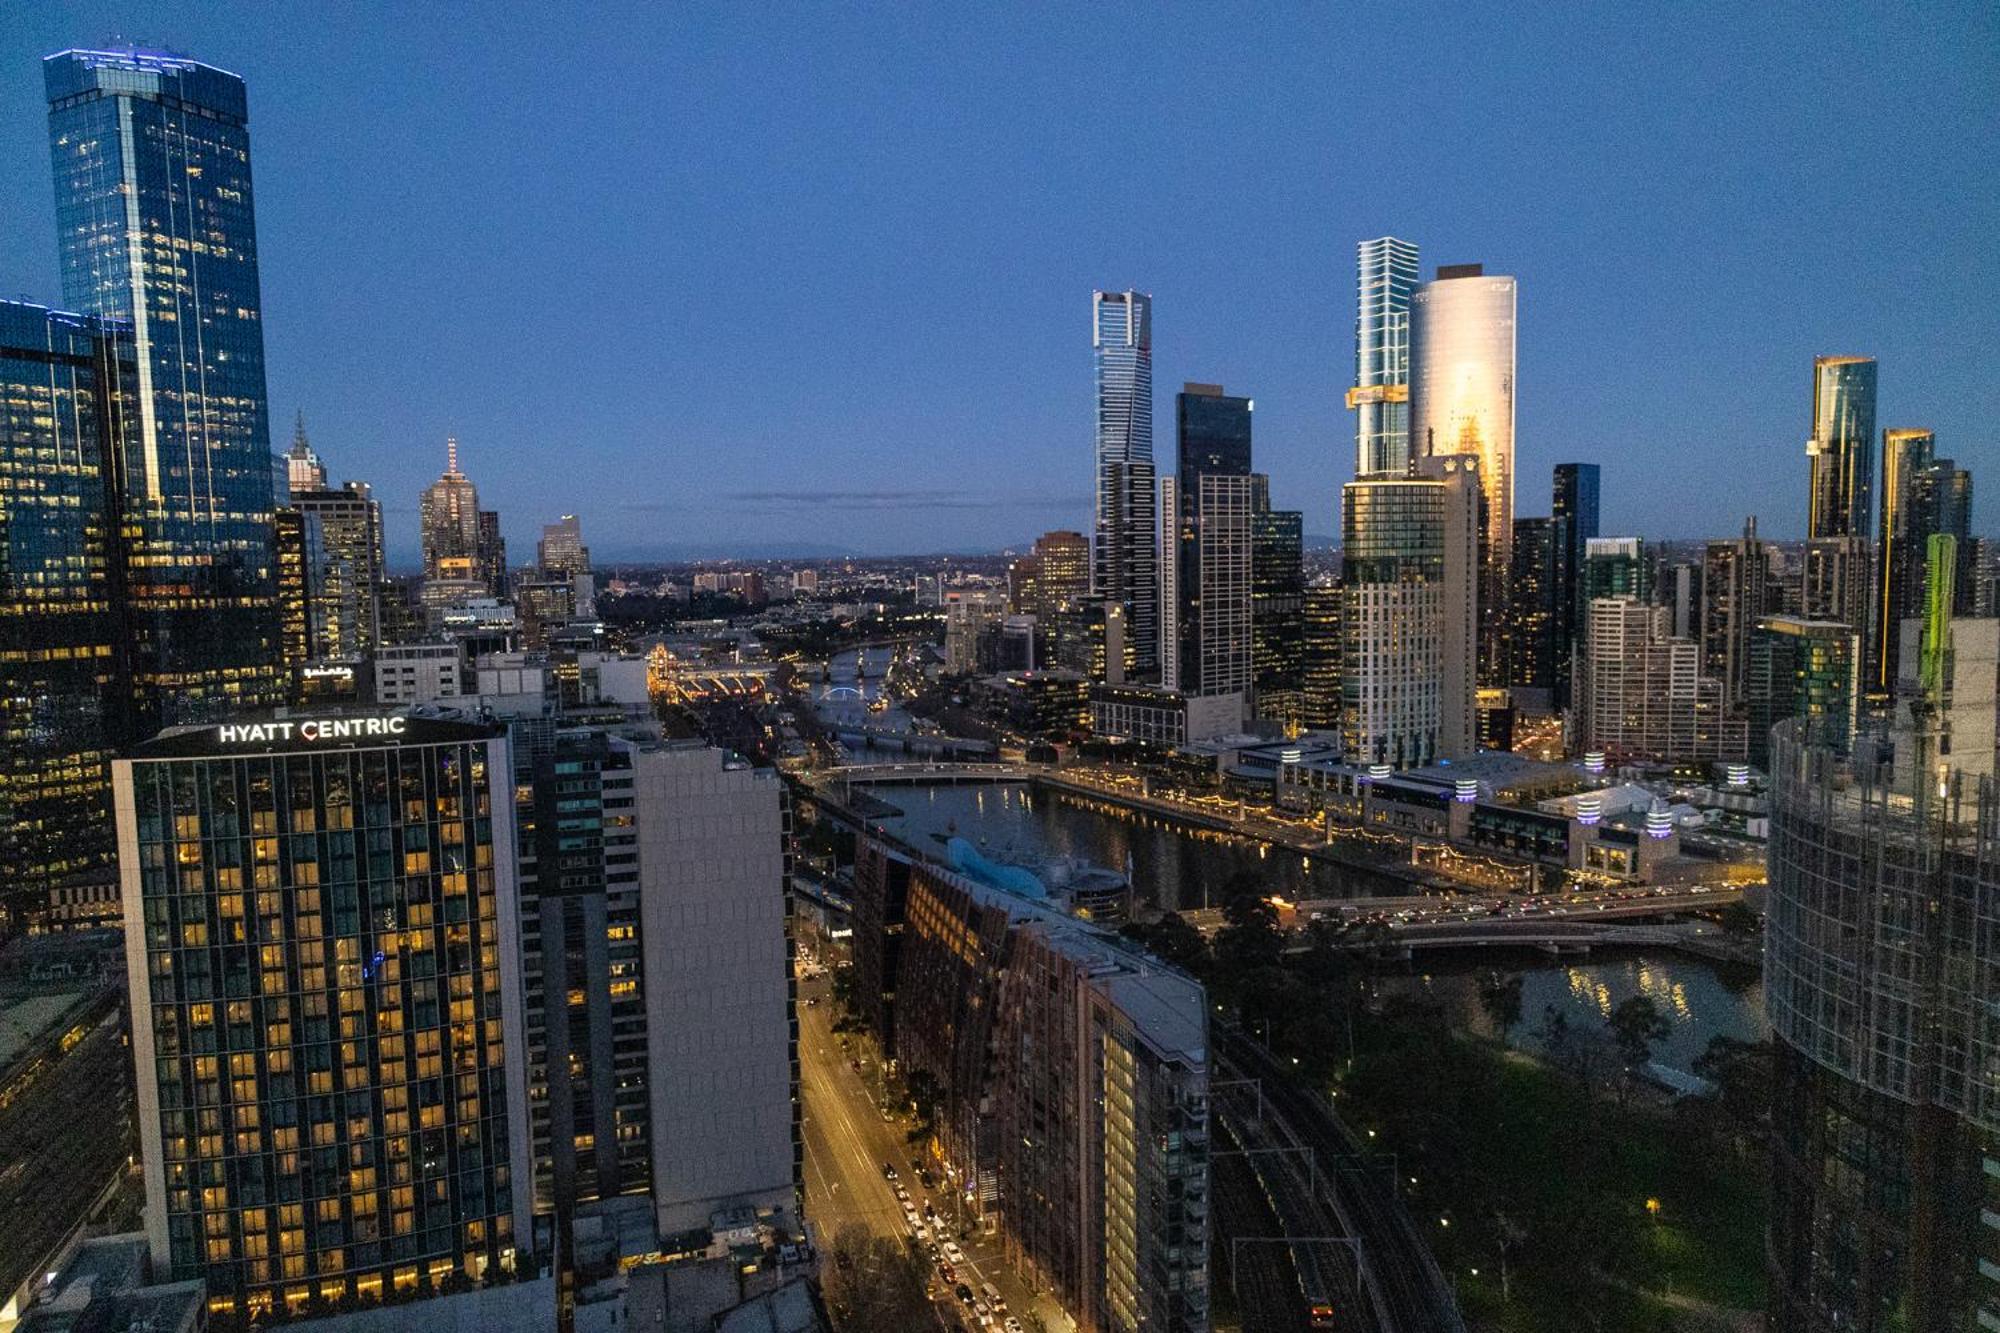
<box><xmin>1092</xmin><ymin>290</ymin><xmax>1159</xmax><ymax>679</ymax></box>
<box><xmin>1410</xmin><ymin>265</ymin><xmax>1517</xmax><ymax>683</ymax></box>
<box><xmin>1163</xmin><ymin>384</ymin><xmax>1253</xmax><ymax>697</ymax></box>
<box><xmin>1350</xmin><ymin>236</ymin><xmax>1419</xmax><ymax>478</ymax></box>
<box><xmin>1806</xmin><ymin>356</ymin><xmax>1876</xmax><ymax>542</ymax></box>
<box><xmin>46</xmin><ymin>48</ymin><xmax>284</xmax><ymax>730</ymax></box>
<box><xmin>0</xmin><ymin>302</ymin><xmax>137</xmax><ymax>926</ymax></box>
<box><xmin>1550</xmin><ymin>462</ymin><xmax>1600</xmax><ymax>707</ymax></box>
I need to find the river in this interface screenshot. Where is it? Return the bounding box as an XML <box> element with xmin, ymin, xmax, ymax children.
<box><xmin>869</xmin><ymin>779</ymin><xmax>1766</xmax><ymax>1072</ymax></box>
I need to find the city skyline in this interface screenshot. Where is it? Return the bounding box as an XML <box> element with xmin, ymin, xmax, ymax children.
<box><xmin>1</xmin><ymin>6</ymin><xmax>1993</xmax><ymax>559</ymax></box>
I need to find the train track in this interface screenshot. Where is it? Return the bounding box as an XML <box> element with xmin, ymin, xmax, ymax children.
<box><xmin>1211</xmin><ymin>1115</ymin><xmax>1308</xmax><ymax>1333</ymax></box>
<box><xmin>1218</xmin><ymin>1027</ymin><xmax>1466</xmax><ymax>1333</ymax></box>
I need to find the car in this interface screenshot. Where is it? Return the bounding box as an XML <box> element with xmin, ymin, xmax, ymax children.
<box><xmin>942</xmin><ymin>1242</ymin><xmax>965</xmax><ymax>1264</ymax></box>
<box><xmin>1005</xmin><ymin>1320</ymin><xmax>1024</xmax><ymax>1332</ymax></box>
<box><xmin>938</xmin><ymin>1263</ymin><xmax>956</xmax><ymax>1283</ymax></box>
<box><xmin>954</xmin><ymin>1283</ymin><xmax>975</xmax><ymax>1305</ymax></box>
<box><xmin>881</xmin><ymin>1163</ymin><xmax>898</xmax><ymax>1181</ymax></box>
<box><xmin>912</xmin><ymin>1225</ymin><xmax>929</xmax><ymax>1243</ymax></box>
<box><xmin>894</xmin><ymin>1185</ymin><xmax>910</xmax><ymax>1202</ymax></box>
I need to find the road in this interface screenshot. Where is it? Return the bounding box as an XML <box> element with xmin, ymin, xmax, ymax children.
<box><xmin>797</xmin><ymin>961</ymin><xmax>1070</xmax><ymax>1332</ymax></box>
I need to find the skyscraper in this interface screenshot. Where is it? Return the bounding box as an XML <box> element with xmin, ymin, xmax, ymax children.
<box><xmin>1806</xmin><ymin>356</ymin><xmax>1877</xmax><ymax>541</ymax></box>
<box><xmin>1577</xmin><ymin>599</ymin><xmax>1747</xmax><ymax>764</ymax></box>
<box><xmin>1300</xmin><ymin>581</ymin><xmax>1344</xmax><ymax>731</ymax></box>
<box><xmin>1162</xmin><ymin>384</ymin><xmax>1252</xmax><ymax>705</ymax></box>
<box><xmin>536</xmin><ymin>515</ymin><xmax>590</xmax><ymax>580</ymax></box>
<box><xmin>1092</xmin><ymin>290</ymin><xmax>1159</xmax><ymax>679</ymax></box>
<box><xmin>1350</xmin><ymin>237</ymin><xmax>1420</xmax><ymax>477</ymax></box>
<box><xmin>1875</xmin><ymin>429</ymin><xmax>1975</xmax><ymax>694</ymax></box>
<box><xmin>1747</xmin><ymin>616</ymin><xmax>1857</xmax><ymax>769</ymax></box>
<box><xmin>1507</xmin><ymin>517</ymin><xmax>1556</xmax><ymax>691</ymax></box>
<box><xmin>1410</xmin><ymin>264</ymin><xmax>1517</xmax><ymax>682</ymax></box>
<box><xmin>111</xmin><ymin>715</ymin><xmax>533</xmax><ymax>1320</ymax></box>
<box><xmin>282</xmin><ymin>420</ymin><xmax>387</xmax><ymax>664</ymax></box>
<box><xmin>46</xmin><ymin>48</ymin><xmax>285</xmax><ymax>729</ymax></box>
<box><xmin>0</xmin><ymin>302</ymin><xmax>135</xmax><ymax>927</ymax></box>
<box><xmin>1550</xmin><ymin>463</ymin><xmax>1601</xmax><ymax>707</ymax></box>
<box><xmin>1250</xmin><ymin>479</ymin><xmax>1306</xmax><ymax>726</ymax></box>
<box><xmin>420</xmin><ymin>437</ymin><xmax>507</xmax><ymax>599</ymax></box>
<box><xmin>1703</xmin><ymin>517</ymin><xmax>1779</xmax><ymax>708</ymax></box>
<box><xmin>1339</xmin><ymin>456</ymin><xmax>1478</xmax><ymax>767</ymax></box>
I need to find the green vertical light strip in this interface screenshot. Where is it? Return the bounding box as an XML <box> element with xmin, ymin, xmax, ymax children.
<box><xmin>1920</xmin><ymin>533</ymin><xmax>1958</xmax><ymax>705</ymax></box>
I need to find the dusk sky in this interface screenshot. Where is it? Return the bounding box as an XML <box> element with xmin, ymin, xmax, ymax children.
<box><xmin>1</xmin><ymin>3</ymin><xmax>1994</xmax><ymax>562</ymax></box>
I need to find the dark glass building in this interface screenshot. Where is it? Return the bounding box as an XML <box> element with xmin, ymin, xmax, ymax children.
<box><xmin>1250</xmin><ymin>479</ymin><xmax>1305</xmax><ymax>725</ymax></box>
<box><xmin>0</xmin><ymin>301</ymin><xmax>136</xmax><ymax>926</ymax></box>
<box><xmin>46</xmin><ymin>49</ymin><xmax>285</xmax><ymax>729</ymax></box>
<box><xmin>1550</xmin><ymin>462</ymin><xmax>1600</xmax><ymax>707</ymax></box>
<box><xmin>112</xmin><ymin>715</ymin><xmax>532</xmax><ymax>1322</ymax></box>
<box><xmin>1164</xmin><ymin>384</ymin><xmax>1254</xmax><ymax>699</ymax></box>
<box><xmin>1806</xmin><ymin>356</ymin><xmax>1876</xmax><ymax>542</ymax></box>
<box><xmin>1507</xmin><ymin>516</ymin><xmax>1556</xmax><ymax>691</ymax></box>
<box><xmin>1746</xmin><ymin>617</ymin><xmax>1858</xmax><ymax>769</ymax></box>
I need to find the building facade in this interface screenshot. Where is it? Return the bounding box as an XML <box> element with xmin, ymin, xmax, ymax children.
<box><xmin>111</xmin><ymin>715</ymin><xmax>533</xmax><ymax>1321</ymax></box>
<box><xmin>1578</xmin><ymin>598</ymin><xmax>1747</xmax><ymax>765</ymax></box>
<box><xmin>1350</xmin><ymin>236</ymin><xmax>1419</xmax><ymax>477</ymax></box>
<box><xmin>1550</xmin><ymin>462</ymin><xmax>1601</xmax><ymax>708</ymax></box>
<box><xmin>1805</xmin><ymin>356</ymin><xmax>1876</xmax><ymax>542</ymax></box>
<box><xmin>1250</xmin><ymin>485</ymin><xmax>1305</xmax><ymax>725</ymax></box>
<box><xmin>1747</xmin><ymin>617</ymin><xmax>1858</xmax><ymax>770</ymax></box>
<box><xmin>1508</xmin><ymin>517</ymin><xmax>1556</xmax><ymax>691</ymax></box>
<box><xmin>47</xmin><ymin>47</ymin><xmax>285</xmax><ymax>731</ymax></box>
<box><xmin>1339</xmin><ymin>456</ymin><xmax>1478</xmax><ymax>767</ymax></box>
<box><xmin>1092</xmin><ymin>291</ymin><xmax>1159</xmax><ymax>679</ymax></box>
<box><xmin>1163</xmin><ymin>385</ymin><xmax>1253</xmax><ymax>702</ymax></box>
<box><xmin>1764</xmin><ymin>718</ymin><xmax>1999</xmax><ymax>1332</ymax></box>
<box><xmin>1409</xmin><ymin>264</ymin><xmax>1516</xmax><ymax>681</ymax></box>
<box><xmin>0</xmin><ymin>302</ymin><xmax>135</xmax><ymax>925</ymax></box>
<box><xmin>1703</xmin><ymin>517</ymin><xmax>1779</xmax><ymax>709</ymax></box>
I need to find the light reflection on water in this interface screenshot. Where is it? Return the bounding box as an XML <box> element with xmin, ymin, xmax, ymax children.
<box><xmin>872</xmin><ymin>781</ymin><xmax>1394</xmax><ymax>912</ymax></box>
<box><xmin>876</xmin><ymin>781</ymin><xmax>1766</xmax><ymax>1068</ymax></box>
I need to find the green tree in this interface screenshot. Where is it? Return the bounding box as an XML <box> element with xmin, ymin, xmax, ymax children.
<box><xmin>818</xmin><ymin>1223</ymin><xmax>932</xmax><ymax>1331</ymax></box>
<box><xmin>1608</xmin><ymin>995</ymin><xmax>1671</xmax><ymax>1070</ymax></box>
<box><xmin>1477</xmin><ymin>972</ymin><xmax>1525</xmax><ymax>1033</ymax></box>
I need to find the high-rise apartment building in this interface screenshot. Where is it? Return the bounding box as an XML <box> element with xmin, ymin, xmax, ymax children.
<box><xmin>1582</xmin><ymin>537</ymin><xmax>1647</xmax><ymax>603</ymax></box>
<box><xmin>1550</xmin><ymin>463</ymin><xmax>1601</xmax><ymax>707</ymax></box>
<box><xmin>0</xmin><ymin>302</ymin><xmax>135</xmax><ymax>926</ymax></box>
<box><xmin>1577</xmin><ymin>598</ymin><xmax>1747</xmax><ymax>764</ymax></box>
<box><xmin>1798</xmin><ymin>536</ymin><xmax>1870</xmax><ymax>647</ymax></box>
<box><xmin>1339</xmin><ymin>456</ymin><xmax>1478</xmax><ymax>767</ymax></box>
<box><xmin>1703</xmin><ymin>517</ymin><xmax>1779</xmax><ymax>708</ymax></box>
<box><xmin>1033</xmin><ymin>530</ymin><xmax>1090</xmax><ymax>613</ymax></box>
<box><xmin>1875</xmin><ymin>429</ymin><xmax>1975</xmax><ymax>693</ymax></box>
<box><xmin>852</xmin><ymin>835</ymin><xmax>1210</xmax><ymax>1333</ymax></box>
<box><xmin>1765</xmin><ymin>716</ymin><xmax>1999</xmax><ymax>1332</ymax></box>
<box><xmin>514</xmin><ymin>730</ymin><xmax>798</xmax><ymax>1262</ymax></box>
<box><xmin>1747</xmin><ymin>617</ymin><xmax>1857</xmax><ymax>769</ymax></box>
<box><xmin>1806</xmin><ymin>356</ymin><xmax>1877</xmax><ymax>542</ymax></box>
<box><xmin>111</xmin><ymin>715</ymin><xmax>533</xmax><ymax>1321</ymax></box>
<box><xmin>1410</xmin><ymin>265</ymin><xmax>1517</xmax><ymax>681</ymax></box>
<box><xmin>282</xmin><ymin>422</ymin><xmax>387</xmax><ymax>664</ymax></box>
<box><xmin>1092</xmin><ymin>291</ymin><xmax>1159</xmax><ymax>679</ymax></box>
<box><xmin>1349</xmin><ymin>236</ymin><xmax>1420</xmax><ymax>477</ymax></box>
<box><xmin>47</xmin><ymin>48</ymin><xmax>285</xmax><ymax>729</ymax></box>
<box><xmin>1162</xmin><ymin>385</ymin><xmax>1252</xmax><ymax>708</ymax></box>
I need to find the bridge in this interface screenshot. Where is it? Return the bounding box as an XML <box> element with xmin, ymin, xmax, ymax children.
<box><xmin>815</xmin><ymin>761</ymin><xmax>1024</xmax><ymax>784</ymax></box>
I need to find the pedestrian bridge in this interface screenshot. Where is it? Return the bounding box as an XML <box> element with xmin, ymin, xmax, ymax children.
<box><xmin>815</xmin><ymin>761</ymin><xmax>1031</xmax><ymax>785</ymax></box>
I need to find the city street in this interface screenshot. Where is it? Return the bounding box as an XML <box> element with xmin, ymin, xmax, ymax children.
<box><xmin>798</xmin><ymin>960</ymin><xmax>1072</xmax><ymax>1332</ymax></box>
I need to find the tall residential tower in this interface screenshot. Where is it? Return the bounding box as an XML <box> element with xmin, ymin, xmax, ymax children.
<box><xmin>1349</xmin><ymin>237</ymin><xmax>1419</xmax><ymax>478</ymax></box>
<box><xmin>1092</xmin><ymin>290</ymin><xmax>1160</xmax><ymax>679</ymax></box>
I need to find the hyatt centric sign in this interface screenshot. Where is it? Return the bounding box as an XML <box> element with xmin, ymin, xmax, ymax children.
<box><xmin>218</xmin><ymin>717</ymin><xmax>409</xmax><ymax>746</ymax></box>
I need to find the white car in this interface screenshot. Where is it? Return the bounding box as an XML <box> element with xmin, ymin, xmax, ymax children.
<box><xmin>942</xmin><ymin>1242</ymin><xmax>965</xmax><ymax>1264</ymax></box>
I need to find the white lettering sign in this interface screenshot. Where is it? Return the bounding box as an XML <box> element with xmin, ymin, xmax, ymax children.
<box><xmin>218</xmin><ymin>716</ymin><xmax>409</xmax><ymax>746</ymax></box>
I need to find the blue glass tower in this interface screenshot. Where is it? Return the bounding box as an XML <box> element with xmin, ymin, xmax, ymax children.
<box><xmin>1092</xmin><ymin>290</ymin><xmax>1159</xmax><ymax>679</ymax></box>
<box><xmin>46</xmin><ymin>48</ymin><xmax>283</xmax><ymax>728</ymax></box>
<box><xmin>1350</xmin><ymin>236</ymin><xmax>1419</xmax><ymax>478</ymax></box>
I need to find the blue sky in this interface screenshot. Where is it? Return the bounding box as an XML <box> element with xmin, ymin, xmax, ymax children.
<box><xmin>2</xmin><ymin>3</ymin><xmax>1994</xmax><ymax>561</ymax></box>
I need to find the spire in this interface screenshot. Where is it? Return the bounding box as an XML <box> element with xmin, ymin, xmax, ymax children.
<box><xmin>446</xmin><ymin>435</ymin><xmax>460</xmax><ymax>476</ymax></box>
<box><xmin>290</xmin><ymin>409</ymin><xmax>310</xmax><ymax>458</ymax></box>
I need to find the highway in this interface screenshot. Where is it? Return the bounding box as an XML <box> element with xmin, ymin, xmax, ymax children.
<box><xmin>797</xmin><ymin>959</ymin><xmax>1066</xmax><ymax>1332</ymax></box>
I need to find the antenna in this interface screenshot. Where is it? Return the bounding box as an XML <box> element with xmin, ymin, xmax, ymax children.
<box><xmin>446</xmin><ymin>435</ymin><xmax>459</xmax><ymax>475</ymax></box>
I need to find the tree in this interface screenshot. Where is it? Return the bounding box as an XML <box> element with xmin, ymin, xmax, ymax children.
<box><xmin>1214</xmin><ymin>890</ymin><xmax>1286</xmax><ymax>974</ymax></box>
<box><xmin>1715</xmin><ymin>899</ymin><xmax>1761</xmax><ymax>937</ymax></box>
<box><xmin>818</xmin><ymin>1223</ymin><xmax>932</xmax><ymax>1331</ymax></box>
<box><xmin>1477</xmin><ymin>972</ymin><xmax>1525</xmax><ymax>1034</ymax></box>
<box><xmin>1119</xmin><ymin>913</ymin><xmax>1210</xmax><ymax>975</ymax></box>
<box><xmin>1608</xmin><ymin>995</ymin><xmax>1671</xmax><ymax>1070</ymax></box>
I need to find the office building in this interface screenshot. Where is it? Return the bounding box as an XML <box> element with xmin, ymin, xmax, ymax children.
<box><xmin>1508</xmin><ymin>517</ymin><xmax>1556</xmax><ymax>691</ymax></box>
<box><xmin>1092</xmin><ymin>291</ymin><xmax>1160</xmax><ymax>679</ymax></box>
<box><xmin>1805</xmin><ymin>356</ymin><xmax>1876</xmax><ymax>542</ymax></box>
<box><xmin>852</xmin><ymin>835</ymin><xmax>1210</xmax><ymax>1333</ymax></box>
<box><xmin>944</xmin><ymin>588</ymin><xmax>1009</xmax><ymax>675</ymax></box>
<box><xmin>111</xmin><ymin>714</ymin><xmax>533</xmax><ymax>1320</ymax></box>
<box><xmin>514</xmin><ymin>731</ymin><xmax>798</xmax><ymax>1260</ymax></box>
<box><xmin>1577</xmin><ymin>598</ymin><xmax>1747</xmax><ymax>764</ymax></box>
<box><xmin>0</xmin><ymin>302</ymin><xmax>134</xmax><ymax>926</ymax></box>
<box><xmin>1747</xmin><ymin>617</ymin><xmax>1858</xmax><ymax>769</ymax></box>
<box><xmin>1250</xmin><ymin>482</ymin><xmax>1306</xmax><ymax>725</ymax></box>
<box><xmin>536</xmin><ymin>515</ymin><xmax>589</xmax><ymax>580</ymax></box>
<box><xmin>373</xmin><ymin>643</ymin><xmax>467</xmax><ymax>706</ymax></box>
<box><xmin>1033</xmin><ymin>530</ymin><xmax>1090</xmax><ymax>613</ymax></box>
<box><xmin>419</xmin><ymin>438</ymin><xmax>507</xmax><ymax>599</ymax></box>
<box><xmin>1550</xmin><ymin>463</ymin><xmax>1601</xmax><ymax>707</ymax></box>
<box><xmin>1339</xmin><ymin>456</ymin><xmax>1478</xmax><ymax>767</ymax></box>
<box><xmin>1410</xmin><ymin>264</ymin><xmax>1517</xmax><ymax>681</ymax></box>
<box><xmin>1765</xmin><ymin>714</ymin><xmax>1999</xmax><ymax>1331</ymax></box>
<box><xmin>1349</xmin><ymin>236</ymin><xmax>1420</xmax><ymax>477</ymax></box>
<box><xmin>1703</xmin><ymin>517</ymin><xmax>1779</xmax><ymax>708</ymax></box>
<box><xmin>1055</xmin><ymin>596</ymin><xmax>1132</xmax><ymax>686</ymax></box>
<box><xmin>47</xmin><ymin>48</ymin><xmax>285</xmax><ymax>730</ymax></box>
<box><xmin>1876</xmin><ymin>429</ymin><xmax>1974</xmax><ymax>693</ymax></box>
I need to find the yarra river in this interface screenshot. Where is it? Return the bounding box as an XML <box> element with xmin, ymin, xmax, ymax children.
<box><xmin>871</xmin><ymin>780</ymin><xmax>1766</xmax><ymax>1073</ymax></box>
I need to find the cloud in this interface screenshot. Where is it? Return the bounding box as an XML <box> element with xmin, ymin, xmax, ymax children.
<box><xmin>617</xmin><ymin>488</ymin><xmax>1088</xmax><ymax>513</ymax></box>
